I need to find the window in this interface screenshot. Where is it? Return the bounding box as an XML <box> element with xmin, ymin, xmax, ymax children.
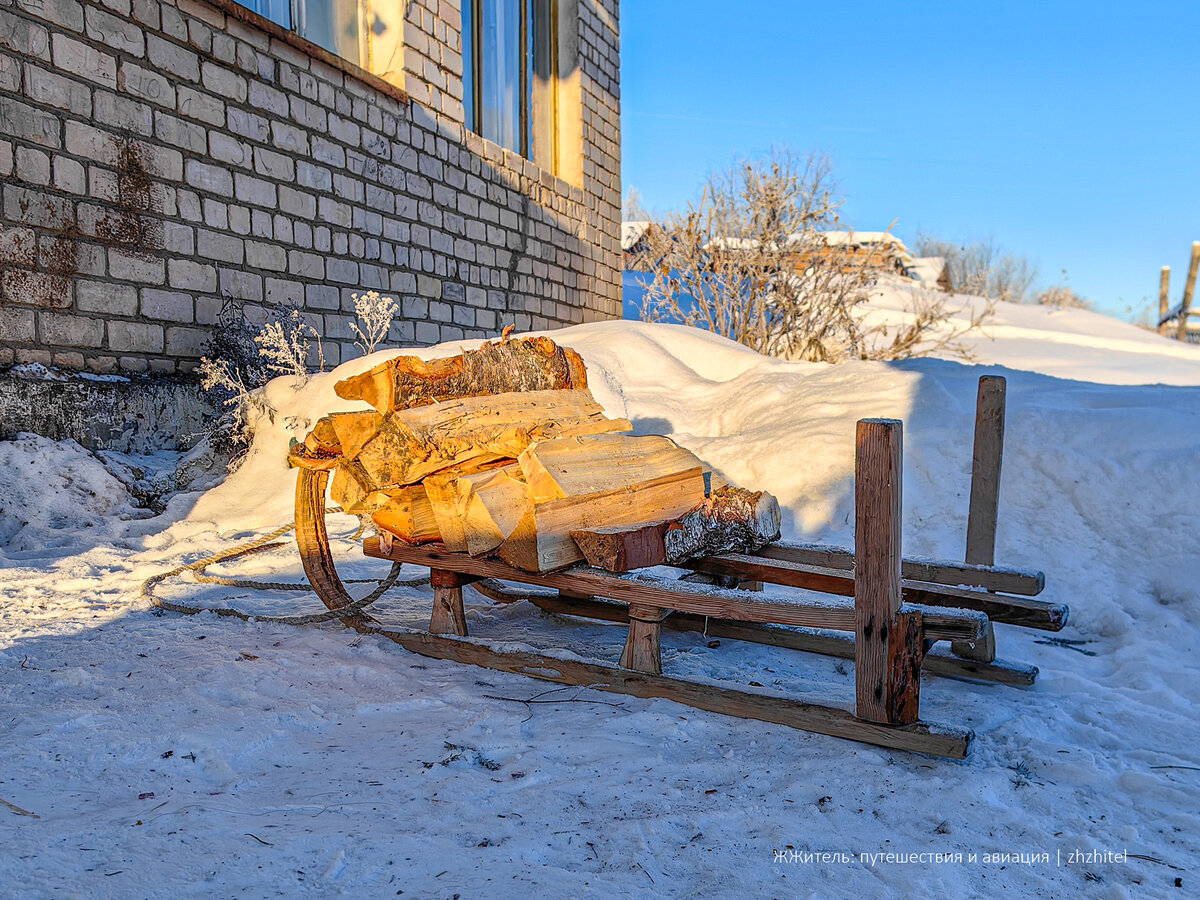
<box><xmin>462</xmin><ymin>0</ymin><xmax>557</xmax><ymax>170</ymax></box>
<box><xmin>236</xmin><ymin>1</ymin><xmax>374</xmax><ymax>71</ymax></box>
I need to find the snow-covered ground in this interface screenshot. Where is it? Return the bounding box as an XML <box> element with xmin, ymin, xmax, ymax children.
<box><xmin>2</xmin><ymin>301</ymin><xmax>1198</xmax><ymax>897</ymax></box>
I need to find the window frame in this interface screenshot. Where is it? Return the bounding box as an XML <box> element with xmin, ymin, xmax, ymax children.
<box><xmin>462</xmin><ymin>0</ymin><xmax>557</xmax><ymax>171</ymax></box>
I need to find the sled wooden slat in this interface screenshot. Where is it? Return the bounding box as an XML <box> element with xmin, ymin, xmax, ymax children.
<box><xmin>506</xmin><ymin>589</ymin><xmax>1039</xmax><ymax>687</ymax></box>
<box><xmin>367</xmin><ymin>626</ymin><xmax>975</xmax><ymax>759</ymax></box>
<box><xmin>684</xmin><ymin>553</ymin><xmax>1067</xmax><ymax>631</ymax></box>
<box><xmin>752</xmin><ymin>542</ymin><xmax>1045</xmax><ymax>597</ymax></box>
<box><xmin>363</xmin><ymin>539</ymin><xmax>988</xmax><ymax>643</ymax></box>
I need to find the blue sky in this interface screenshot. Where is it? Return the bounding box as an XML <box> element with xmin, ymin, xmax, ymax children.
<box><xmin>620</xmin><ymin>1</ymin><xmax>1200</xmax><ymax>319</ymax></box>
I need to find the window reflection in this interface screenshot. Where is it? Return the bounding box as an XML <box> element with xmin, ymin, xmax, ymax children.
<box><xmin>296</xmin><ymin>0</ymin><xmax>367</xmax><ymax>67</ymax></box>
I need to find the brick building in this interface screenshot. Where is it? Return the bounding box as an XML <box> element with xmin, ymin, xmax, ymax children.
<box><xmin>0</xmin><ymin>0</ymin><xmax>621</xmax><ymax>375</ymax></box>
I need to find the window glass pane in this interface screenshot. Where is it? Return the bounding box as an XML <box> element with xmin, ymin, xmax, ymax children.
<box><xmin>480</xmin><ymin>0</ymin><xmax>521</xmax><ymax>152</ymax></box>
<box><xmin>297</xmin><ymin>0</ymin><xmax>365</xmax><ymax>67</ymax></box>
<box><xmin>529</xmin><ymin>0</ymin><xmax>554</xmax><ymax>169</ymax></box>
<box><xmin>242</xmin><ymin>0</ymin><xmax>291</xmax><ymax>29</ymax></box>
<box><xmin>462</xmin><ymin>0</ymin><xmax>476</xmax><ymax>130</ymax></box>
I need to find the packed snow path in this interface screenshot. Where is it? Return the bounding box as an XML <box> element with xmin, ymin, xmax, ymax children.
<box><xmin>2</xmin><ymin>314</ymin><xmax>1198</xmax><ymax>897</ymax></box>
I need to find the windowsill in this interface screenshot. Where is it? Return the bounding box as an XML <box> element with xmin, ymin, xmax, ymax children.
<box><xmin>202</xmin><ymin>0</ymin><xmax>410</xmax><ymax>108</ymax></box>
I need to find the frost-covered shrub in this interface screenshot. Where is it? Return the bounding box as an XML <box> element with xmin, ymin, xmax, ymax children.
<box><xmin>349</xmin><ymin>290</ymin><xmax>398</xmax><ymax>356</ymax></box>
<box><xmin>197</xmin><ymin>300</ymin><xmax>324</xmax><ymax>461</ymax></box>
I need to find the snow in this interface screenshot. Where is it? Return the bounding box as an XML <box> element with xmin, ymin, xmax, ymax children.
<box><xmin>2</xmin><ymin>308</ymin><xmax>1199</xmax><ymax>897</ymax></box>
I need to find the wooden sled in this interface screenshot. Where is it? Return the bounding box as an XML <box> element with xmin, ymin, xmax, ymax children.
<box><xmin>295</xmin><ymin>378</ymin><xmax>1063</xmax><ymax>760</ymax></box>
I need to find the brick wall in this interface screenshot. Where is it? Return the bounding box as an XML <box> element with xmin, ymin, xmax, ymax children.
<box><xmin>0</xmin><ymin>0</ymin><xmax>621</xmax><ymax>374</ymax></box>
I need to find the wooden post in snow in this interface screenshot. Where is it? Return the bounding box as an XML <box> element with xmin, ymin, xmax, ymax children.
<box><xmin>1177</xmin><ymin>242</ymin><xmax>1200</xmax><ymax>342</ymax></box>
<box><xmin>854</xmin><ymin>419</ymin><xmax>922</xmax><ymax>725</ymax></box>
<box><xmin>1158</xmin><ymin>267</ymin><xmax>1170</xmax><ymax>335</ymax></box>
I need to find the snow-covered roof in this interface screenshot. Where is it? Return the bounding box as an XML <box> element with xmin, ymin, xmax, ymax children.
<box><xmin>804</xmin><ymin>231</ymin><xmax>916</xmax><ymax>269</ymax></box>
<box><xmin>622</xmin><ymin>220</ymin><xmax>652</xmax><ymax>252</ymax></box>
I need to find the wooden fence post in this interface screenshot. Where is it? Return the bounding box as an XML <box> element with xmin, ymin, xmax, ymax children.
<box><xmin>1177</xmin><ymin>242</ymin><xmax>1200</xmax><ymax>342</ymax></box>
<box><xmin>1158</xmin><ymin>266</ymin><xmax>1171</xmax><ymax>335</ymax></box>
<box><xmin>855</xmin><ymin>419</ymin><xmax>922</xmax><ymax>725</ymax></box>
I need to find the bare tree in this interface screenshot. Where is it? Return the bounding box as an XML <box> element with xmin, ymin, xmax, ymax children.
<box><xmin>636</xmin><ymin>150</ymin><xmax>991</xmax><ymax>362</ymax></box>
<box><xmin>622</xmin><ymin>186</ymin><xmax>650</xmax><ymax>222</ymax></box>
<box><xmin>914</xmin><ymin>234</ymin><xmax>1038</xmax><ymax>304</ymax></box>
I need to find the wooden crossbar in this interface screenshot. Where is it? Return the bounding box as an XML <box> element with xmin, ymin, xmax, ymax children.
<box><xmin>686</xmin><ymin>553</ymin><xmax>1066</xmax><ymax>631</ymax></box>
<box><xmin>363</xmin><ymin>539</ymin><xmax>989</xmax><ymax>643</ymax></box>
<box><xmin>752</xmin><ymin>541</ymin><xmax>1045</xmax><ymax>596</ymax></box>
<box><xmin>511</xmin><ymin>590</ymin><xmax>1039</xmax><ymax>687</ymax></box>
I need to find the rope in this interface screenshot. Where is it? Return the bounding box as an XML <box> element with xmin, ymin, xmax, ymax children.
<box><xmin>141</xmin><ymin>521</ymin><xmax>430</xmax><ymax>626</ymax></box>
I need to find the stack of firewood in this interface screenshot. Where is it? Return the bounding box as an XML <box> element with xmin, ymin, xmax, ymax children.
<box><xmin>290</xmin><ymin>336</ymin><xmax>781</xmax><ymax>573</ymax></box>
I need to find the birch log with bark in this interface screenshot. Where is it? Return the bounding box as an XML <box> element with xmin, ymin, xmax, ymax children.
<box><xmin>334</xmin><ymin>336</ymin><xmax>590</xmax><ymax>413</ymax></box>
<box><xmin>570</xmin><ymin>486</ymin><xmax>782</xmax><ymax>571</ymax></box>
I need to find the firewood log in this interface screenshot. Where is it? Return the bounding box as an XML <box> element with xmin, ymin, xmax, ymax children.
<box><xmin>570</xmin><ymin>487</ymin><xmax>782</xmax><ymax>572</ymax></box>
<box><xmin>664</xmin><ymin>486</ymin><xmax>782</xmax><ymax>561</ymax></box>
<box><xmin>372</xmin><ymin>485</ymin><xmax>440</xmax><ymax>544</ymax></box>
<box><xmin>498</xmin><ymin>468</ymin><xmax>708</xmax><ymax>572</ymax></box>
<box><xmin>424</xmin><ymin>465</ymin><xmax>533</xmax><ymax>556</ymax></box>
<box><xmin>328</xmin><ymin>411</ymin><xmax>385</xmax><ymax>460</ymax></box>
<box><xmin>329</xmin><ymin>458</ymin><xmax>388</xmax><ymax>515</ymax></box>
<box><xmin>518</xmin><ymin>432</ymin><xmax>726</xmax><ymax>502</ymax></box>
<box><xmin>352</xmin><ymin>389</ymin><xmax>631</xmax><ymax>488</ymax></box>
<box><xmin>334</xmin><ymin>335</ymin><xmax>589</xmax><ymax>414</ymax></box>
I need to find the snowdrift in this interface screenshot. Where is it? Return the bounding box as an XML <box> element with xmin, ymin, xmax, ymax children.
<box><xmin>2</xmin><ymin>310</ymin><xmax>1199</xmax><ymax>896</ymax></box>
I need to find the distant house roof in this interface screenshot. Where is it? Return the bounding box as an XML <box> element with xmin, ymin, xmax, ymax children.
<box><xmin>622</xmin><ymin>220</ymin><xmax>652</xmax><ymax>252</ymax></box>
<box><xmin>805</xmin><ymin>231</ymin><xmax>916</xmax><ymax>270</ymax></box>
<box><xmin>619</xmin><ymin>222</ymin><xmax>949</xmax><ymax>288</ymax></box>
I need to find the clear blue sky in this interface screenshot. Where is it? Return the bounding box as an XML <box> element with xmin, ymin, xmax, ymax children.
<box><xmin>620</xmin><ymin>0</ymin><xmax>1200</xmax><ymax>319</ymax></box>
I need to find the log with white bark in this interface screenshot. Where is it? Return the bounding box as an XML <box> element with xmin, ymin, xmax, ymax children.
<box><xmin>570</xmin><ymin>486</ymin><xmax>782</xmax><ymax>572</ymax></box>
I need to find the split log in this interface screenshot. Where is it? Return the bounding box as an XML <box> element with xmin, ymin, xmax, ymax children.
<box><xmin>372</xmin><ymin>485</ymin><xmax>440</xmax><ymax>543</ymax></box>
<box><xmin>498</xmin><ymin>468</ymin><xmax>708</xmax><ymax>572</ymax></box>
<box><xmin>288</xmin><ymin>416</ymin><xmax>342</xmax><ymax>469</ymax></box>
<box><xmin>570</xmin><ymin>521</ymin><xmax>673</xmax><ymax>572</ymax></box>
<box><xmin>518</xmin><ymin>432</ymin><xmax>725</xmax><ymax>502</ymax></box>
<box><xmin>569</xmin><ymin>486</ymin><xmax>781</xmax><ymax>572</ymax></box>
<box><xmin>304</xmin><ymin>416</ymin><xmax>341</xmax><ymax>456</ymax></box>
<box><xmin>424</xmin><ymin>464</ymin><xmax>532</xmax><ymax>555</ymax></box>
<box><xmin>353</xmin><ymin>389</ymin><xmax>631</xmax><ymax>489</ymax></box>
<box><xmin>329</xmin><ymin>458</ymin><xmax>389</xmax><ymax>515</ymax></box>
<box><xmin>334</xmin><ymin>336</ymin><xmax>589</xmax><ymax>414</ymax></box>
<box><xmin>328</xmin><ymin>410</ymin><xmax>385</xmax><ymax>460</ymax></box>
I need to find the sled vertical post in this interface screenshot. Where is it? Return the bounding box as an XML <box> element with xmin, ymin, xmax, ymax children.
<box><xmin>1158</xmin><ymin>266</ymin><xmax>1171</xmax><ymax>335</ymax></box>
<box><xmin>966</xmin><ymin>376</ymin><xmax>1006</xmax><ymax>568</ymax></box>
<box><xmin>619</xmin><ymin>604</ymin><xmax>668</xmax><ymax>674</ymax></box>
<box><xmin>430</xmin><ymin>568</ymin><xmax>469</xmax><ymax>636</ymax></box>
<box><xmin>957</xmin><ymin>376</ymin><xmax>1007</xmax><ymax>661</ymax></box>
<box><xmin>855</xmin><ymin>419</ymin><xmax>920</xmax><ymax>725</ymax></box>
<box><xmin>1177</xmin><ymin>241</ymin><xmax>1200</xmax><ymax>342</ymax></box>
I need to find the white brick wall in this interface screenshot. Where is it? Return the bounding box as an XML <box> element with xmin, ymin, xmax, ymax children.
<box><xmin>0</xmin><ymin>0</ymin><xmax>621</xmax><ymax>373</ymax></box>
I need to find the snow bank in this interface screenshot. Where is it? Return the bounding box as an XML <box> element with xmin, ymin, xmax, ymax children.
<box><xmin>3</xmin><ymin>315</ymin><xmax>1200</xmax><ymax>897</ymax></box>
